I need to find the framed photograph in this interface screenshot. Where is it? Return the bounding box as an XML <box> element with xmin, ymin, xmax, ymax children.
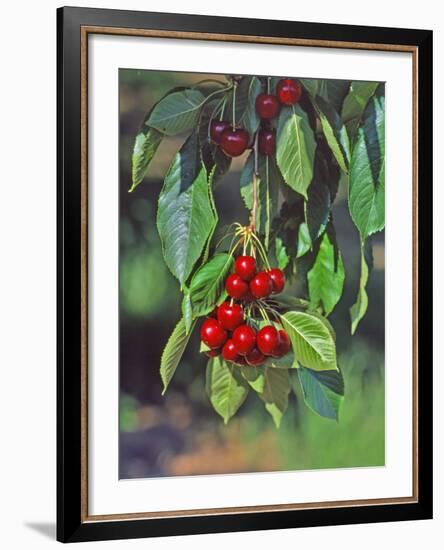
<box><xmin>57</xmin><ymin>6</ymin><xmax>433</xmax><ymax>543</ymax></box>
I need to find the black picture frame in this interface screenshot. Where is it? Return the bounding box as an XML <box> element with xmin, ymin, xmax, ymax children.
<box><xmin>57</xmin><ymin>6</ymin><xmax>433</xmax><ymax>543</ymax></box>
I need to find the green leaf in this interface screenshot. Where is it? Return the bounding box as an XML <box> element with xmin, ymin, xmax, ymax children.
<box><xmin>206</xmin><ymin>357</ymin><xmax>249</xmax><ymax>423</ymax></box>
<box><xmin>315</xmin><ymin>96</ymin><xmax>350</xmax><ymax>174</ymax></box>
<box><xmin>342</xmin><ymin>82</ymin><xmax>379</xmax><ymax>142</ymax></box>
<box><xmin>148</xmin><ymin>89</ymin><xmax>207</xmax><ymax>135</ymax></box>
<box><xmin>264</xmin><ymin>352</ymin><xmax>298</xmax><ymax>369</ymax></box>
<box><xmin>240</xmin><ymin>76</ymin><xmax>262</xmax><ymax>136</ymax></box>
<box><xmin>282</xmin><ymin>311</ymin><xmax>338</xmax><ymax>371</ymax></box>
<box><xmin>160</xmin><ymin>317</ymin><xmax>195</xmax><ymax>393</ymax></box>
<box><xmin>275</xmin><ymin>237</ymin><xmax>289</xmax><ymax>270</ymax></box>
<box><xmin>258</xmin><ymin>155</ymin><xmax>281</xmax><ymax>249</ymax></box>
<box><xmin>349</xmin><ymin>86</ymin><xmax>385</xmax><ymax>238</ymax></box>
<box><xmin>305</xmin><ymin>149</ymin><xmax>332</xmax><ymax>242</ymax></box>
<box><xmin>260</xmin><ymin>367</ymin><xmax>291</xmax><ymax>428</ymax></box>
<box><xmin>157</xmin><ymin>132</ymin><xmax>216</xmax><ymax>285</ymax></box>
<box><xmin>241</xmin><ymin>365</ymin><xmax>266</xmax><ymax>392</ymax></box>
<box><xmin>276</xmin><ymin>104</ymin><xmax>316</xmax><ymax>199</ymax></box>
<box><xmin>189</xmin><ymin>253</ymin><xmax>233</xmax><ymax>317</ymax></box>
<box><xmin>350</xmin><ymin>238</ymin><xmax>373</xmax><ymax>334</ymax></box>
<box><xmin>300</xmin><ymin>79</ymin><xmax>318</xmax><ymax>97</ymax></box>
<box><xmin>296</xmin><ymin>222</ymin><xmax>312</xmax><ymax>258</ymax></box>
<box><xmin>130</xmin><ymin>127</ymin><xmax>163</xmax><ymax>192</ymax></box>
<box><xmin>181</xmin><ymin>291</ymin><xmax>193</xmax><ymax>334</ymax></box>
<box><xmin>298</xmin><ymin>366</ymin><xmax>344</xmax><ymax>420</ymax></box>
<box><xmin>307</xmin><ymin>227</ymin><xmax>345</xmax><ymax>315</ymax></box>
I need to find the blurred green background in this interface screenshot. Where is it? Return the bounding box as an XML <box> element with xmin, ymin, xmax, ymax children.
<box><xmin>119</xmin><ymin>69</ymin><xmax>385</xmax><ymax>479</ymax></box>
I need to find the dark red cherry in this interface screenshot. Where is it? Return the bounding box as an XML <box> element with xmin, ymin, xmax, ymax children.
<box><xmin>234</xmin><ymin>255</ymin><xmax>257</xmax><ymax>281</ymax></box>
<box><xmin>232</xmin><ymin>324</ymin><xmax>257</xmax><ymax>355</ymax></box>
<box><xmin>258</xmin><ymin>129</ymin><xmax>276</xmax><ymax>156</ymax></box>
<box><xmin>200</xmin><ymin>318</ymin><xmax>227</xmax><ymax>349</ymax></box>
<box><xmin>225</xmin><ymin>274</ymin><xmax>249</xmax><ymax>300</ymax></box>
<box><xmin>222</xmin><ymin>339</ymin><xmax>240</xmax><ymax>362</ymax></box>
<box><xmin>210</xmin><ymin>120</ymin><xmax>231</xmax><ymax>144</ymax></box>
<box><xmin>255</xmin><ymin>93</ymin><xmax>281</xmax><ymax>120</ymax></box>
<box><xmin>250</xmin><ymin>271</ymin><xmax>273</xmax><ymax>299</ymax></box>
<box><xmin>276</xmin><ymin>79</ymin><xmax>302</xmax><ymax>106</ymax></box>
<box><xmin>268</xmin><ymin>268</ymin><xmax>285</xmax><ymax>293</ymax></box>
<box><xmin>217</xmin><ymin>302</ymin><xmax>244</xmax><ymax>331</ymax></box>
<box><xmin>220</xmin><ymin>127</ymin><xmax>250</xmax><ymax>157</ymax></box>
<box><xmin>235</xmin><ymin>356</ymin><xmax>247</xmax><ymax>366</ymax></box>
<box><xmin>246</xmin><ymin>347</ymin><xmax>266</xmax><ymax>367</ymax></box>
<box><xmin>273</xmin><ymin>330</ymin><xmax>291</xmax><ymax>357</ymax></box>
<box><xmin>257</xmin><ymin>325</ymin><xmax>280</xmax><ymax>356</ymax></box>
<box><xmin>205</xmin><ymin>348</ymin><xmax>221</xmax><ymax>358</ymax></box>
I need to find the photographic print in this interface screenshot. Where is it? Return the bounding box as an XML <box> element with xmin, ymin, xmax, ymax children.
<box><xmin>119</xmin><ymin>70</ymin><xmax>385</xmax><ymax>479</ymax></box>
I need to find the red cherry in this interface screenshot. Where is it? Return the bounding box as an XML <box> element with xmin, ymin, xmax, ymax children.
<box><xmin>225</xmin><ymin>274</ymin><xmax>249</xmax><ymax>300</ymax></box>
<box><xmin>246</xmin><ymin>347</ymin><xmax>266</xmax><ymax>366</ymax></box>
<box><xmin>255</xmin><ymin>93</ymin><xmax>281</xmax><ymax>120</ymax></box>
<box><xmin>209</xmin><ymin>307</ymin><xmax>218</xmax><ymax>318</ymax></box>
<box><xmin>206</xmin><ymin>348</ymin><xmax>221</xmax><ymax>358</ymax></box>
<box><xmin>257</xmin><ymin>325</ymin><xmax>280</xmax><ymax>355</ymax></box>
<box><xmin>273</xmin><ymin>330</ymin><xmax>291</xmax><ymax>357</ymax></box>
<box><xmin>276</xmin><ymin>79</ymin><xmax>302</xmax><ymax>106</ymax></box>
<box><xmin>210</xmin><ymin>120</ymin><xmax>231</xmax><ymax>144</ymax></box>
<box><xmin>217</xmin><ymin>302</ymin><xmax>244</xmax><ymax>331</ymax></box>
<box><xmin>235</xmin><ymin>356</ymin><xmax>247</xmax><ymax>366</ymax></box>
<box><xmin>234</xmin><ymin>255</ymin><xmax>257</xmax><ymax>281</ymax></box>
<box><xmin>268</xmin><ymin>268</ymin><xmax>285</xmax><ymax>293</ymax></box>
<box><xmin>220</xmin><ymin>127</ymin><xmax>250</xmax><ymax>157</ymax></box>
<box><xmin>250</xmin><ymin>271</ymin><xmax>273</xmax><ymax>299</ymax></box>
<box><xmin>258</xmin><ymin>129</ymin><xmax>276</xmax><ymax>156</ymax></box>
<box><xmin>222</xmin><ymin>339</ymin><xmax>240</xmax><ymax>362</ymax></box>
<box><xmin>232</xmin><ymin>324</ymin><xmax>256</xmax><ymax>355</ymax></box>
<box><xmin>200</xmin><ymin>318</ymin><xmax>227</xmax><ymax>349</ymax></box>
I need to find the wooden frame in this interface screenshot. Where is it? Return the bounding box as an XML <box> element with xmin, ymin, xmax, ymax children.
<box><xmin>57</xmin><ymin>6</ymin><xmax>433</xmax><ymax>542</ymax></box>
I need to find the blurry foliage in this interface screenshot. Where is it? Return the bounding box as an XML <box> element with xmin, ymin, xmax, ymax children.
<box><xmin>119</xmin><ymin>69</ymin><xmax>385</xmax><ymax>479</ymax></box>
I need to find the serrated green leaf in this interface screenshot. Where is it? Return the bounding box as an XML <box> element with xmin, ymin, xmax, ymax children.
<box><xmin>305</xmin><ymin>149</ymin><xmax>332</xmax><ymax>242</ymax></box>
<box><xmin>189</xmin><ymin>253</ymin><xmax>233</xmax><ymax>318</ymax></box>
<box><xmin>298</xmin><ymin>366</ymin><xmax>344</xmax><ymax>420</ymax></box>
<box><xmin>206</xmin><ymin>357</ymin><xmax>249</xmax><ymax>423</ymax></box>
<box><xmin>260</xmin><ymin>367</ymin><xmax>290</xmax><ymax>428</ymax></box>
<box><xmin>307</xmin><ymin>227</ymin><xmax>345</xmax><ymax>315</ymax></box>
<box><xmin>315</xmin><ymin>95</ymin><xmax>350</xmax><ymax>174</ymax></box>
<box><xmin>130</xmin><ymin>127</ymin><xmax>163</xmax><ymax>192</ymax></box>
<box><xmin>275</xmin><ymin>237</ymin><xmax>289</xmax><ymax>270</ymax></box>
<box><xmin>160</xmin><ymin>317</ymin><xmax>195</xmax><ymax>393</ymax></box>
<box><xmin>349</xmin><ymin>86</ymin><xmax>385</xmax><ymax>238</ymax></box>
<box><xmin>241</xmin><ymin>365</ymin><xmax>266</xmax><ymax>392</ymax></box>
<box><xmin>314</xmin><ymin>80</ymin><xmax>350</xmax><ymax>114</ymax></box>
<box><xmin>276</xmin><ymin>104</ymin><xmax>316</xmax><ymax>199</ymax></box>
<box><xmin>264</xmin><ymin>352</ymin><xmax>298</xmax><ymax>369</ymax></box>
<box><xmin>181</xmin><ymin>291</ymin><xmax>193</xmax><ymax>334</ymax></box>
<box><xmin>148</xmin><ymin>89</ymin><xmax>207</xmax><ymax>135</ymax></box>
<box><xmin>342</xmin><ymin>81</ymin><xmax>379</xmax><ymax>142</ymax></box>
<box><xmin>350</xmin><ymin>238</ymin><xmax>373</xmax><ymax>334</ymax></box>
<box><xmin>157</xmin><ymin>132</ymin><xmax>216</xmax><ymax>285</ymax></box>
<box><xmin>296</xmin><ymin>222</ymin><xmax>312</xmax><ymax>258</ymax></box>
<box><xmin>300</xmin><ymin>79</ymin><xmax>318</xmax><ymax>97</ymax></box>
<box><xmin>282</xmin><ymin>311</ymin><xmax>338</xmax><ymax>371</ymax></box>
<box><xmin>241</xmin><ymin>76</ymin><xmax>262</xmax><ymax>136</ymax></box>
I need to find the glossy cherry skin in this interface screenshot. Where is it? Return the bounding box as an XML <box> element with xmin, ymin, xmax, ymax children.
<box><xmin>222</xmin><ymin>339</ymin><xmax>240</xmax><ymax>362</ymax></box>
<box><xmin>235</xmin><ymin>356</ymin><xmax>248</xmax><ymax>366</ymax></box>
<box><xmin>268</xmin><ymin>268</ymin><xmax>285</xmax><ymax>293</ymax></box>
<box><xmin>225</xmin><ymin>273</ymin><xmax>249</xmax><ymax>300</ymax></box>
<box><xmin>250</xmin><ymin>271</ymin><xmax>273</xmax><ymax>299</ymax></box>
<box><xmin>220</xmin><ymin>127</ymin><xmax>250</xmax><ymax>157</ymax></box>
<box><xmin>205</xmin><ymin>348</ymin><xmax>221</xmax><ymax>358</ymax></box>
<box><xmin>258</xmin><ymin>129</ymin><xmax>276</xmax><ymax>156</ymax></box>
<box><xmin>210</xmin><ymin>120</ymin><xmax>231</xmax><ymax>144</ymax></box>
<box><xmin>273</xmin><ymin>330</ymin><xmax>291</xmax><ymax>357</ymax></box>
<box><xmin>255</xmin><ymin>93</ymin><xmax>281</xmax><ymax>120</ymax></box>
<box><xmin>232</xmin><ymin>324</ymin><xmax>257</xmax><ymax>355</ymax></box>
<box><xmin>246</xmin><ymin>347</ymin><xmax>266</xmax><ymax>367</ymax></box>
<box><xmin>234</xmin><ymin>255</ymin><xmax>257</xmax><ymax>282</ymax></box>
<box><xmin>217</xmin><ymin>302</ymin><xmax>244</xmax><ymax>331</ymax></box>
<box><xmin>257</xmin><ymin>325</ymin><xmax>280</xmax><ymax>356</ymax></box>
<box><xmin>200</xmin><ymin>318</ymin><xmax>227</xmax><ymax>349</ymax></box>
<box><xmin>276</xmin><ymin>79</ymin><xmax>302</xmax><ymax>106</ymax></box>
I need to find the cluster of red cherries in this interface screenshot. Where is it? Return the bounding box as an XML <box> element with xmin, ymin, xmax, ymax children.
<box><xmin>210</xmin><ymin>78</ymin><xmax>303</xmax><ymax>158</ymax></box>
<box><xmin>200</xmin><ymin>256</ymin><xmax>291</xmax><ymax>367</ymax></box>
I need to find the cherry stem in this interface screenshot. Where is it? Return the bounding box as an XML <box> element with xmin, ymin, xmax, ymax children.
<box><xmin>232</xmin><ymin>82</ymin><xmax>237</xmax><ymax>129</ymax></box>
